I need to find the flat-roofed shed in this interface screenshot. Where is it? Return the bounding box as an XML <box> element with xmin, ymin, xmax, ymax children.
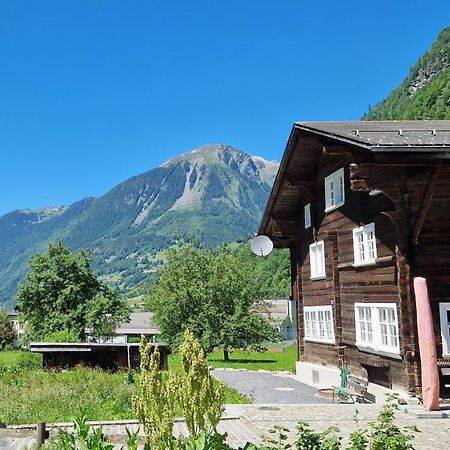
<box><xmin>29</xmin><ymin>342</ymin><xmax>171</xmax><ymax>371</ymax></box>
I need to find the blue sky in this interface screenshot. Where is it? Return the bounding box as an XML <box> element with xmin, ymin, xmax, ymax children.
<box><xmin>1</xmin><ymin>1</ymin><xmax>449</xmax><ymax>216</ymax></box>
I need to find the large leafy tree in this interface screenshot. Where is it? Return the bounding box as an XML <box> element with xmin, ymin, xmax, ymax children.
<box><xmin>147</xmin><ymin>242</ymin><xmax>278</xmax><ymax>360</ymax></box>
<box><xmin>17</xmin><ymin>241</ymin><xmax>130</xmax><ymax>341</ymax></box>
<box><xmin>0</xmin><ymin>309</ymin><xmax>15</xmax><ymax>350</ymax></box>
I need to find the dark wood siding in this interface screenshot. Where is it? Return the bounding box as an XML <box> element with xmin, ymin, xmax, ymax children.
<box><xmin>295</xmin><ymin>151</ymin><xmax>410</xmax><ymax>390</ymax></box>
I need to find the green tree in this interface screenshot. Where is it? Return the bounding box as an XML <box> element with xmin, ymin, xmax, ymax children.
<box><xmin>17</xmin><ymin>241</ymin><xmax>130</xmax><ymax>341</ymax></box>
<box><xmin>0</xmin><ymin>309</ymin><xmax>15</xmax><ymax>350</ymax></box>
<box><xmin>147</xmin><ymin>242</ymin><xmax>278</xmax><ymax>360</ymax></box>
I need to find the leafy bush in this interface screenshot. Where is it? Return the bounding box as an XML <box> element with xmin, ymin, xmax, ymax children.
<box><xmin>0</xmin><ymin>309</ymin><xmax>15</xmax><ymax>350</ymax></box>
<box><xmin>43</xmin><ymin>329</ymin><xmax>81</xmax><ymax>343</ymax></box>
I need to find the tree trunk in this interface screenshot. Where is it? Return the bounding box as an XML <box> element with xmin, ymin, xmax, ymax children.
<box><xmin>223</xmin><ymin>348</ymin><xmax>230</xmax><ymax>361</ymax></box>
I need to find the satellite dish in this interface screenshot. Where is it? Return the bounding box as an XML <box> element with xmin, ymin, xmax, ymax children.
<box><xmin>251</xmin><ymin>235</ymin><xmax>274</xmax><ymax>257</ymax></box>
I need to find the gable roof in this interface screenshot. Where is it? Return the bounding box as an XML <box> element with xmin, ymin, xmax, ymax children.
<box><xmin>116</xmin><ymin>312</ymin><xmax>160</xmax><ymax>335</ymax></box>
<box><xmin>258</xmin><ymin>120</ymin><xmax>450</xmax><ymax>242</ymax></box>
<box><xmin>296</xmin><ymin>120</ymin><xmax>450</xmax><ymax>149</ymax></box>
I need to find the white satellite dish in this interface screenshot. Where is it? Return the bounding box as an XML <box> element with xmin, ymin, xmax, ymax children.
<box><xmin>251</xmin><ymin>235</ymin><xmax>274</xmax><ymax>257</ymax></box>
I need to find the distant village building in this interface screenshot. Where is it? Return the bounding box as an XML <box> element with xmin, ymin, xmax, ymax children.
<box><xmin>259</xmin><ymin>120</ymin><xmax>450</xmax><ymax>400</ymax></box>
<box><xmin>260</xmin><ymin>299</ymin><xmax>297</xmax><ymax>341</ymax></box>
<box><xmin>7</xmin><ymin>310</ymin><xmax>25</xmax><ymax>347</ymax></box>
<box><xmin>93</xmin><ymin>312</ymin><xmax>160</xmax><ymax>344</ymax></box>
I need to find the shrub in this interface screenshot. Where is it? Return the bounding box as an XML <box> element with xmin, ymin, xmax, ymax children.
<box><xmin>43</xmin><ymin>330</ymin><xmax>81</xmax><ymax>343</ymax></box>
<box><xmin>0</xmin><ymin>309</ymin><xmax>15</xmax><ymax>351</ymax></box>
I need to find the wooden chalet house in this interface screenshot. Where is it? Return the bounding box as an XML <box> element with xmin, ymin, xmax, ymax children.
<box><xmin>259</xmin><ymin>121</ymin><xmax>450</xmax><ymax>399</ymax></box>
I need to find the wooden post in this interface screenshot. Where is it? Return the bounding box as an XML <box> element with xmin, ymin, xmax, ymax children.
<box><xmin>36</xmin><ymin>422</ymin><xmax>47</xmax><ymax>447</ymax></box>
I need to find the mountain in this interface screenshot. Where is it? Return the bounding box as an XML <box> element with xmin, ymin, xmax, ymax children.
<box><xmin>0</xmin><ymin>144</ymin><xmax>279</xmax><ymax>308</ymax></box>
<box><xmin>364</xmin><ymin>27</ymin><xmax>450</xmax><ymax>120</ymax></box>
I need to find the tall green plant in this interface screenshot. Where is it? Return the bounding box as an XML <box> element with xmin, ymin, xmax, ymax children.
<box><xmin>177</xmin><ymin>330</ymin><xmax>225</xmax><ymax>438</ymax></box>
<box><xmin>133</xmin><ymin>337</ymin><xmax>177</xmax><ymax>450</ymax></box>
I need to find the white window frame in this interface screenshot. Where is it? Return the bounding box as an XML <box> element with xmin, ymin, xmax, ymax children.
<box><xmin>324</xmin><ymin>168</ymin><xmax>345</xmax><ymax>212</ymax></box>
<box><xmin>309</xmin><ymin>241</ymin><xmax>325</xmax><ymax>280</ymax></box>
<box><xmin>353</xmin><ymin>223</ymin><xmax>377</xmax><ymax>266</ymax></box>
<box><xmin>304</xmin><ymin>305</ymin><xmax>335</xmax><ymax>344</ymax></box>
<box><xmin>355</xmin><ymin>303</ymin><xmax>400</xmax><ymax>354</ymax></box>
<box><xmin>304</xmin><ymin>203</ymin><xmax>311</xmax><ymax>229</ymax></box>
<box><xmin>439</xmin><ymin>303</ymin><xmax>450</xmax><ymax>357</ymax></box>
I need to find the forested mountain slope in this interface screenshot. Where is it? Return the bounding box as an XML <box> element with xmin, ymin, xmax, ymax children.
<box><xmin>364</xmin><ymin>27</ymin><xmax>450</xmax><ymax>120</ymax></box>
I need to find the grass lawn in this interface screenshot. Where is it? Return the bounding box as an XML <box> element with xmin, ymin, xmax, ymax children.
<box><xmin>0</xmin><ymin>350</ymin><xmax>41</xmax><ymax>368</ymax></box>
<box><xmin>0</xmin><ymin>351</ymin><xmax>249</xmax><ymax>425</ymax></box>
<box><xmin>169</xmin><ymin>343</ymin><xmax>298</xmax><ymax>373</ymax></box>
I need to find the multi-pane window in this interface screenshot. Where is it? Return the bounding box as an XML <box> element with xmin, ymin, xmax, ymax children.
<box><xmin>325</xmin><ymin>168</ymin><xmax>345</xmax><ymax>212</ymax></box>
<box><xmin>304</xmin><ymin>203</ymin><xmax>311</xmax><ymax>229</ymax></box>
<box><xmin>353</xmin><ymin>223</ymin><xmax>377</xmax><ymax>265</ymax></box>
<box><xmin>439</xmin><ymin>303</ymin><xmax>450</xmax><ymax>356</ymax></box>
<box><xmin>309</xmin><ymin>241</ymin><xmax>325</xmax><ymax>279</ymax></box>
<box><xmin>304</xmin><ymin>306</ymin><xmax>335</xmax><ymax>343</ymax></box>
<box><xmin>357</xmin><ymin>306</ymin><xmax>373</xmax><ymax>345</ymax></box>
<box><xmin>355</xmin><ymin>303</ymin><xmax>400</xmax><ymax>354</ymax></box>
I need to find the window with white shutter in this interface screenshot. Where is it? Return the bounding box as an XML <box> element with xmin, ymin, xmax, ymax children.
<box><xmin>309</xmin><ymin>241</ymin><xmax>325</xmax><ymax>280</ymax></box>
<box><xmin>304</xmin><ymin>203</ymin><xmax>311</xmax><ymax>229</ymax></box>
<box><xmin>325</xmin><ymin>168</ymin><xmax>345</xmax><ymax>212</ymax></box>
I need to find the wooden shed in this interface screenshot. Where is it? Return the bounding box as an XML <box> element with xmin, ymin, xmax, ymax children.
<box><xmin>29</xmin><ymin>342</ymin><xmax>171</xmax><ymax>371</ymax></box>
<box><xmin>259</xmin><ymin>120</ymin><xmax>450</xmax><ymax>399</ymax></box>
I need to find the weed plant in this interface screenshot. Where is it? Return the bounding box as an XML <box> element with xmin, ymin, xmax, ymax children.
<box><xmin>0</xmin><ymin>351</ymin><xmax>247</xmax><ymax>425</ymax></box>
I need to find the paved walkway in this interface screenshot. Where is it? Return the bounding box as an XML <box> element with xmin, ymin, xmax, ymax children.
<box><xmin>212</xmin><ymin>368</ymin><xmax>329</xmax><ymax>404</ymax></box>
<box><xmin>3</xmin><ymin>403</ymin><xmax>450</xmax><ymax>448</ymax></box>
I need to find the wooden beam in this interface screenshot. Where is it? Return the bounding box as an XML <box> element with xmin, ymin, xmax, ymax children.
<box><xmin>413</xmin><ymin>166</ymin><xmax>441</xmax><ymax>244</ymax></box>
<box><xmin>349</xmin><ymin>163</ymin><xmax>402</xmax><ymax>201</ymax></box>
<box><xmin>271</xmin><ymin>219</ymin><xmax>299</xmax><ymax>237</ymax></box>
<box><xmin>284</xmin><ymin>177</ymin><xmax>316</xmax><ymax>188</ymax></box>
<box><xmin>271</xmin><ymin>214</ymin><xmax>298</xmax><ymax>222</ymax></box>
<box><xmin>322</xmin><ymin>145</ymin><xmax>353</xmax><ymax>155</ymax></box>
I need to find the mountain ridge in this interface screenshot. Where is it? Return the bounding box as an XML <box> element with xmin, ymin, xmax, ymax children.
<box><xmin>0</xmin><ymin>144</ymin><xmax>278</xmax><ymax>308</ymax></box>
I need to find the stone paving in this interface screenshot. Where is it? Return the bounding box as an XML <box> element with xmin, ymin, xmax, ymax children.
<box><xmin>2</xmin><ymin>403</ymin><xmax>450</xmax><ymax>448</ymax></box>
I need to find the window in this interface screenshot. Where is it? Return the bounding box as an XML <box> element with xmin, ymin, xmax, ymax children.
<box><xmin>355</xmin><ymin>303</ymin><xmax>400</xmax><ymax>354</ymax></box>
<box><xmin>309</xmin><ymin>241</ymin><xmax>325</xmax><ymax>279</ymax></box>
<box><xmin>325</xmin><ymin>168</ymin><xmax>345</xmax><ymax>212</ymax></box>
<box><xmin>304</xmin><ymin>306</ymin><xmax>335</xmax><ymax>343</ymax></box>
<box><xmin>304</xmin><ymin>203</ymin><xmax>311</xmax><ymax>229</ymax></box>
<box><xmin>439</xmin><ymin>303</ymin><xmax>450</xmax><ymax>356</ymax></box>
<box><xmin>353</xmin><ymin>223</ymin><xmax>377</xmax><ymax>266</ymax></box>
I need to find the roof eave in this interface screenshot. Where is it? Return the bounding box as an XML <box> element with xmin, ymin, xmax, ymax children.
<box><xmin>258</xmin><ymin>124</ymin><xmax>302</xmax><ymax>236</ymax></box>
<box><xmin>258</xmin><ymin>123</ymin><xmax>374</xmax><ymax>237</ymax></box>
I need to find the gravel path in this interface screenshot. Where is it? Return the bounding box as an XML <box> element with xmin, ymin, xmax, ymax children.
<box><xmin>212</xmin><ymin>368</ymin><xmax>329</xmax><ymax>404</ymax></box>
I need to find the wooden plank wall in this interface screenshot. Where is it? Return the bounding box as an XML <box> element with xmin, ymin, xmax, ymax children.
<box><xmin>295</xmin><ymin>149</ymin><xmax>412</xmax><ymax>391</ymax></box>
<box><xmin>412</xmin><ymin>166</ymin><xmax>450</xmax><ymax>358</ymax></box>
